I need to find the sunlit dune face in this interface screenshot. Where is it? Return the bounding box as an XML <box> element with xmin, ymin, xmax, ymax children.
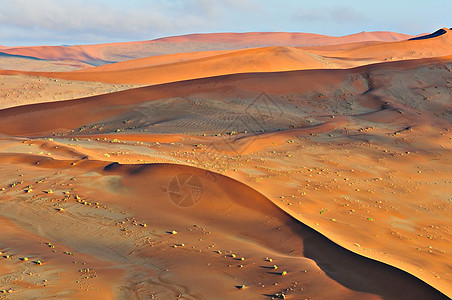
<box><xmin>0</xmin><ymin>28</ymin><xmax>451</xmax><ymax>299</ymax></box>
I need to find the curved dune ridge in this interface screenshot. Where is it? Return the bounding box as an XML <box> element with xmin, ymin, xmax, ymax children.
<box><xmin>0</xmin><ymin>31</ymin><xmax>414</xmax><ymax>67</ymax></box>
<box><xmin>0</xmin><ymin>55</ymin><xmax>450</xmax><ymax>137</ymax></box>
<box><xmin>316</xmin><ymin>28</ymin><xmax>452</xmax><ymax>62</ymax></box>
<box><xmin>409</xmin><ymin>27</ymin><xmax>452</xmax><ymax>40</ymax></box>
<box><xmin>152</xmin><ymin>31</ymin><xmax>414</xmax><ymax>45</ymax></box>
<box><xmin>0</xmin><ymin>55</ymin><xmax>451</xmax><ymax>298</ymax></box>
<box><xmin>0</xmin><ymin>46</ymin><xmax>326</xmax><ymax>85</ymax></box>
<box><xmin>0</xmin><ymin>28</ymin><xmax>450</xmax><ymax>85</ymax></box>
<box><xmin>0</xmin><ymin>152</ymin><xmax>447</xmax><ymax>299</ymax></box>
<box><xmin>0</xmin><ymin>28</ymin><xmax>451</xmax><ymax>299</ymax></box>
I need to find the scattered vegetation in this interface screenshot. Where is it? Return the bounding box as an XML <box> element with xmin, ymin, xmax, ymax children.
<box><xmin>272</xmin><ymin>292</ymin><xmax>286</xmax><ymax>299</ymax></box>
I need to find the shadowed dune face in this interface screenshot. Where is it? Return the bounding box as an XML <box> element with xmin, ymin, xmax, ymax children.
<box><xmin>0</xmin><ymin>56</ymin><xmax>450</xmax><ymax>298</ymax></box>
<box><xmin>104</xmin><ymin>162</ymin><xmax>448</xmax><ymax>299</ymax></box>
<box><xmin>409</xmin><ymin>28</ymin><xmax>450</xmax><ymax>40</ymax></box>
<box><xmin>0</xmin><ymin>29</ymin><xmax>449</xmax><ymax>85</ymax></box>
<box><xmin>0</xmin><ymin>28</ymin><xmax>451</xmax><ymax>299</ymax></box>
<box><xmin>0</xmin><ymin>155</ymin><xmax>447</xmax><ymax>299</ymax></box>
<box><xmin>0</xmin><ymin>46</ymin><xmax>328</xmax><ymax>85</ymax></box>
<box><xmin>0</xmin><ymin>31</ymin><xmax>413</xmax><ymax>70</ymax></box>
<box><xmin>0</xmin><ymin>53</ymin><xmax>92</xmax><ymax>72</ymax></box>
<box><xmin>0</xmin><ymin>58</ymin><xmax>450</xmax><ymax>138</ymax></box>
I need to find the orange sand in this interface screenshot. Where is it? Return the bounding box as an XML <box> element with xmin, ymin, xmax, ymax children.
<box><xmin>0</xmin><ymin>29</ymin><xmax>450</xmax><ymax>299</ymax></box>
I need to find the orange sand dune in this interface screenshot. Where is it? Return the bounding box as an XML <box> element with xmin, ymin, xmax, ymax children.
<box><xmin>0</xmin><ymin>67</ymin><xmax>360</xmax><ymax>136</ymax></box>
<box><xmin>0</xmin><ymin>55</ymin><xmax>450</xmax><ymax>136</ymax></box>
<box><xmin>76</xmin><ymin>49</ymin><xmax>240</xmax><ymax>72</ymax></box>
<box><xmin>1</xmin><ymin>56</ymin><xmax>451</xmax><ymax>298</ymax></box>
<box><xmin>0</xmin><ymin>31</ymin><xmax>451</xmax><ymax>299</ymax></box>
<box><xmin>0</xmin><ymin>153</ymin><xmax>447</xmax><ymax>299</ymax></box>
<box><xmin>0</xmin><ymin>52</ymin><xmax>91</xmax><ymax>71</ymax></box>
<box><xmin>153</xmin><ymin>31</ymin><xmax>413</xmax><ymax>47</ymax></box>
<box><xmin>312</xmin><ymin>28</ymin><xmax>452</xmax><ymax>64</ymax></box>
<box><xmin>0</xmin><ymin>46</ymin><xmax>329</xmax><ymax>85</ymax></box>
<box><xmin>0</xmin><ymin>45</ymin><xmax>106</xmax><ymax>65</ymax></box>
<box><xmin>0</xmin><ymin>30</ymin><xmax>413</xmax><ymax>69</ymax></box>
<box><xmin>0</xmin><ymin>30</ymin><xmax>448</xmax><ymax>86</ymax></box>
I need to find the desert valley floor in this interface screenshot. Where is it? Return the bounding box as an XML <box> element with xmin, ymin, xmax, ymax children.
<box><xmin>0</xmin><ymin>29</ymin><xmax>451</xmax><ymax>299</ymax></box>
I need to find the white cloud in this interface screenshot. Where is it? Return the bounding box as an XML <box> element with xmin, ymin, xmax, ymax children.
<box><xmin>0</xmin><ymin>0</ymin><xmax>448</xmax><ymax>46</ymax></box>
<box><xmin>0</xmin><ymin>0</ymin><xmax>173</xmax><ymax>34</ymax></box>
<box><xmin>0</xmin><ymin>0</ymin><xmax>217</xmax><ymax>44</ymax></box>
<box><xmin>292</xmin><ymin>5</ymin><xmax>367</xmax><ymax>24</ymax></box>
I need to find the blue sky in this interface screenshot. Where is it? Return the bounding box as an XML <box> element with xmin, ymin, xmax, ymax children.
<box><xmin>0</xmin><ymin>0</ymin><xmax>450</xmax><ymax>46</ymax></box>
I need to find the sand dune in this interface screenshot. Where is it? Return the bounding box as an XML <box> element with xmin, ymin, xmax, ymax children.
<box><xmin>0</xmin><ymin>152</ymin><xmax>448</xmax><ymax>299</ymax></box>
<box><xmin>410</xmin><ymin>27</ymin><xmax>452</xmax><ymax>40</ymax></box>
<box><xmin>0</xmin><ymin>45</ymin><xmax>108</xmax><ymax>66</ymax></box>
<box><xmin>0</xmin><ymin>28</ymin><xmax>451</xmax><ymax>299</ymax></box>
<box><xmin>315</xmin><ymin>27</ymin><xmax>452</xmax><ymax>64</ymax></box>
<box><xmin>0</xmin><ymin>30</ymin><xmax>413</xmax><ymax>71</ymax></box>
<box><xmin>0</xmin><ymin>52</ymin><xmax>92</xmax><ymax>72</ymax></box>
<box><xmin>0</xmin><ymin>74</ymin><xmax>142</xmax><ymax>109</ymax></box>
<box><xmin>152</xmin><ymin>31</ymin><xmax>413</xmax><ymax>47</ymax></box>
<box><xmin>0</xmin><ymin>55</ymin><xmax>450</xmax><ymax>136</ymax></box>
<box><xmin>0</xmin><ymin>55</ymin><xmax>451</xmax><ymax>298</ymax></box>
<box><xmin>0</xmin><ymin>29</ymin><xmax>448</xmax><ymax>86</ymax></box>
<box><xmin>0</xmin><ymin>46</ymin><xmax>328</xmax><ymax>85</ymax></box>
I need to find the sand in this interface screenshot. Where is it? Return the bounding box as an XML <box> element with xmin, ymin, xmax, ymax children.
<box><xmin>0</xmin><ymin>30</ymin><xmax>414</xmax><ymax>71</ymax></box>
<box><xmin>0</xmin><ymin>28</ymin><xmax>450</xmax><ymax>299</ymax></box>
<box><xmin>0</xmin><ymin>75</ymin><xmax>142</xmax><ymax>109</ymax></box>
<box><xmin>0</xmin><ymin>28</ymin><xmax>449</xmax><ymax>86</ymax></box>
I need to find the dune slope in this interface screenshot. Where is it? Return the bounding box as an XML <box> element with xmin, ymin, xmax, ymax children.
<box><xmin>0</xmin><ymin>56</ymin><xmax>451</xmax><ymax>297</ymax></box>
<box><xmin>0</xmin><ymin>31</ymin><xmax>413</xmax><ymax>69</ymax></box>
<box><xmin>0</xmin><ymin>46</ymin><xmax>327</xmax><ymax>85</ymax></box>
<box><xmin>0</xmin><ymin>29</ymin><xmax>449</xmax><ymax>85</ymax></box>
<box><xmin>0</xmin><ymin>153</ymin><xmax>447</xmax><ymax>299</ymax></box>
<box><xmin>0</xmin><ymin>28</ymin><xmax>451</xmax><ymax>299</ymax></box>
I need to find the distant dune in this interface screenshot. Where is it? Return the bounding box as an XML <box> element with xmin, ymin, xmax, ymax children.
<box><xmin>0</xmin><ymin>30</ymin><xmax>414</xmax><ymax>71</ymax></box>
<box><xmin>0</xmin><ymin>28</ymin><xmax>450</xmax><ymax>299</ymax></box>
<box><xmin>0</xmin><ymin>46</ymin><xmax>327</xmax><ymax>84</ymax></box>
<box><xmin>0</xmin><ymin>29</ymin><xmax>449</xmax><ymax>85</ymax></box>
<box><xmin>317</xmin><ymin>27</ymin><xmax>452</xmax><ymax>63</ymax></box>
<box><xmin>0</xmin><ymin>54</ymin><xmax>451</xmax><ymax>298</ymax></box>
<box><xmin>410</xmin><ymin>27</ymin><xmax>452</xmax><ymax>40</ymax></box>
<box><xmin>152</xmin><ymin>31</ymin><xmax>413</xmax><ymax>47</ymax></box>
